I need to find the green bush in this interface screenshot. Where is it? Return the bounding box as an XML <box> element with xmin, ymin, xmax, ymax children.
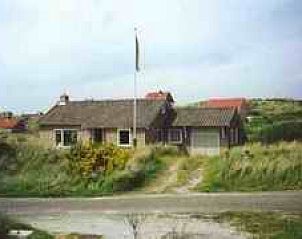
<box><xmin>260</xmin><ymin>121</ymin><xmax>302</xmax><ymax>144</ymax></box>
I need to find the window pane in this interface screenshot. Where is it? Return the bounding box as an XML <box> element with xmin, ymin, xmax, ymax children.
<box><xmin>119</xmin><ymin>130</ymin><xmax>130</xmax><ymax>145</ymax></box>
<box><xmin>170</xmin><ymin>129</ymin><xmax>181</xmax><ymax>142</ymax></box>
<box><xmin>55</xmin><ymin>130</ymin><xmax>61</xmax><ymax>146</ymax></box>
<box><xmin>93</xmin><ymin>128</ymin><xmax>103</xmax><ymax>143</ymax></box>
<box><xmin>156</xmin><ymin>129</ymin><xmax>163</xmax><ymax>142</ymax></box>
<box><xmin>63</xmin><ymin>130</ymin><xmax>77</xmax><ymax>146</ymax></box>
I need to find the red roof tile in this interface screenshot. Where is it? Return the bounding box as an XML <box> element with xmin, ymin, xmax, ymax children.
<box><xmin>203</xmin><ymin>98</ymin><xmax>247</xmax><ymax>109</ymax></box>
<box><xmin>145</xmin><ymin>91</ymin><xmax>174</xmax><ymax>102</ymax></box>
<box><xmin>0</xmin><ymin>118</ymin><xmax>23</xmax><ymax>129</ymax></box>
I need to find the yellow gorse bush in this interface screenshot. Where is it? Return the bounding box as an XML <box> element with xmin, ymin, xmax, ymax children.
<box><xmin>65</xmin><ymin>143</ymin><xmax>130</xmax><ymax>178</ymax></box>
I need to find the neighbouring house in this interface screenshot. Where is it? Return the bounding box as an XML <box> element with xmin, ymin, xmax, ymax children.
<box><xmin>0</xmin><ymin>112</ymin><xmax>26</xmax><ymax>132</ymax></box>
<box><xmin>21</xmin><ymin>112</ymin><xmax>43</xmax><ymax>132</ymax></box>
<box><xmin>145</xmin><ymin>90</ymin><xmax>174</xmax><ymax>102</ymax></box>
<box><xmin>201</xmin><ymin>98</ymin><xmax>249</xmax><ymax>119</ymax></box>
<box><xmin>39</xmin><ymin>94</ymin><xmax>244</xmax><ymax>155</ymax></box>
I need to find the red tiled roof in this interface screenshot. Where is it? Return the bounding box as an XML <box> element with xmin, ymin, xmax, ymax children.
<box><xmin>145</xmin><ymin>91</ymin><xmax>169</xmax><ymax>100</ymax></box>
<box><xmin>203</xmin><ymin>98</ymin><xmax>247</xmax><ymax>109</ymax></box>
<box><xmin>0</xmin><ymin>118</ymin><xmax>24</xmax><ymax>129</ymax></box>
<box><xmin>145</xmin><ymin>91</ymin><xmax>174</xmax><ymax>102</ymax></box>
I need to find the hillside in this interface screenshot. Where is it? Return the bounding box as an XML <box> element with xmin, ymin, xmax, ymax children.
<box><xmin>246</xmin><ymin>99</ymin><xmax>302</xmax><ymax>142</ymax></box>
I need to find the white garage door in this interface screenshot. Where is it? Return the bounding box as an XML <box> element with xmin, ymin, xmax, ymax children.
<box><xmin>190</xmin><ymin>129</ymin><xmax>220</xmax><ymax>156</ymax></box>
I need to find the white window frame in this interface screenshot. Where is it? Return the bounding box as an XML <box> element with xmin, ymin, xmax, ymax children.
<box><xmin>117</xmin><ymin>128</ymin><xmax>132</xmax><ymax>147</ymax></box>
<box><xmin>168</xmin><ymin>128</ymin><xmax>183</xmax><ymax>144</ymax></box>
<box><xmin>54</xmin><ymin>129</ymin><xmax>78</xmax><ymax>148</ymax></box>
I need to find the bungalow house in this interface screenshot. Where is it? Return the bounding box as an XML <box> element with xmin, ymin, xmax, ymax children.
<box><xmin>39</xmin><ymin>94</ymin><xmax>243</xmax><ymax>155</ymax></box>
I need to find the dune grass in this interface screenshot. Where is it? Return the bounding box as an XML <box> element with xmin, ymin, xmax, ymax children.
<box><xmin>214</xmin><ymin>211</ymin><xmax>302</xmax><ymax>239</ymax></box>
<box><xmin>0</xmin><ymin>135</ymin><xmax>179</xmax><ymax>196</ymax></box>
<box><xmin>196</xmin><ymin>142</ymin><xmax>302</xmax><ymax>192</ymax></box>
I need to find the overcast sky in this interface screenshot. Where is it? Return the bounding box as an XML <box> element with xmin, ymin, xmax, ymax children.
<box><xmin>0</xmin><ymin>0</ymin><xmax>302</xmax><ymax>113</ymax></box>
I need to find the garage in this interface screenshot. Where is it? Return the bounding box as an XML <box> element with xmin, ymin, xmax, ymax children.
<box><xmin>190</xmin><ymin>128</ymin><xmax>220</xmax><ymax>156</ymax></box>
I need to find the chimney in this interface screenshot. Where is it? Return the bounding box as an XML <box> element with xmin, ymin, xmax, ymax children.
<box><xmin>59</xmin><ymin>93</ymin><xmax>69</xmax><ymax>105</ymax></box>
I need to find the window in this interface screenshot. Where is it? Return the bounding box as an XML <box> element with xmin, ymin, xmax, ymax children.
<box><xmin>92</xmin><ymin>128</ymin><xmax>103</xmax><ymax>143</ymax></box>
<box><xmin>55</xmin><ymin>129</ymin><xmax>77</xmax><ymax>147</ymax></box>
<box><xmin>169</xmin><ymin>129</ymin><xmax>182</xmax><ymax>144</ymax></box>
<box><xmin>55</xmin><ymin>130</ymin><xmax>62</xmax><ymax>146</ymax></box>
<box><xmin>156</xmin><ymin>129</ymin><xmax>163</xmax><ymax>142</ymax></box>
<box><xmin>118</xmin><ymin>129</ymin><xmax>131</xmax><ymax>146</ymax></box>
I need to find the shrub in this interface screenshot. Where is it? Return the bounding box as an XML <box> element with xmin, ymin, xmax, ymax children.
<box><xmin>260</xmin><ymin>121</ymin><xmax>302</xmax><ymax>144</ymax></box>
<box><xmin>65</xmin><ymin>143</ymin><xmax>130</xmax><ymax>179</ymax></box>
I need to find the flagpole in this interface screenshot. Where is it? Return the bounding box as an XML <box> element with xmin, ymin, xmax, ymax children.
<box><xmin>133</xmin><ymin>27</ymin><xmax>138</xmax><ymax>148</ymax></box>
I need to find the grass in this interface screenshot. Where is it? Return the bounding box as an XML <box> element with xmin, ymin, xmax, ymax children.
<box><xmin>196</xmin><ymin>142</ymin><xmax>302</xmax><ymax>192</ymax></box>
<box><xmin>214</xmin><ymin>211</ymin><xmax>302</xmax><ymax>239</ymax></box>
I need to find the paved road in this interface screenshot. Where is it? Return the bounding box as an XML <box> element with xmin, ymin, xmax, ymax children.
<box><xmin>1</xmin><ymin>191</ymin><xmax>302</xmax><ymax>214</ymax></box>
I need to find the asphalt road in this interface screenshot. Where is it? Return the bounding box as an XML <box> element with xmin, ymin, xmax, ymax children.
<box><xmin>1</xmin><ymin>191</ymin><xmax>302</xmax><ymax>214</ymax></box>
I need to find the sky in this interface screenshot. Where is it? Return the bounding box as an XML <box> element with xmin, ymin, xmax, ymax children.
<box><xmin>0</xmin><ymin>0</ymin><xmax>302</xmax><ymax>113</ymax></box>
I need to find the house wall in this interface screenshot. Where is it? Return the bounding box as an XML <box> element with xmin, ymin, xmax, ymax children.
<box><xmin>39</xmin><ymin>129</ymin><xmax>55</xmax><ymax>146</ymax></box>
<box><xmin>39</xmin><ymin>126</ymin><xmax>146</xmax><ymax>147</ymax></box>
<box><xmin>104</xmin><ymin>128</ymin><xmax>117</xmax><ymax>144</ymax></box>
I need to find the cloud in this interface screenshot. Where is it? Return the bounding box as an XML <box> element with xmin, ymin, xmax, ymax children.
<box><xmin>0</xmin><ymin>0</ymin><xmax>301</xmax><ymax>112</ymax></box>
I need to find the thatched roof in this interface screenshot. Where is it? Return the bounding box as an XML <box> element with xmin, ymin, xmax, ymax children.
<box><xmin>39</xmin><ymin>99</ymin><xmax>166</xmax><ymax>128</ymax></box>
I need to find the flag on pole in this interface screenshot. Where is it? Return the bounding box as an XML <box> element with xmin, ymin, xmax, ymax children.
<box><xmin>135</xmin><ymin>30</ymin><xmax>140</xmax><ymax>72</ymax></box>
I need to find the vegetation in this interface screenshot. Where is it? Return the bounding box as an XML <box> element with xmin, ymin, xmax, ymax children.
<box><xmin>0</xmin><ymin>132</ymin><xmax>178</xmax><ymax>196</ymax></box>
<box><xmin>214</xmin><ymin>211</ymin><xmax>302</xmax><ymax>239</ymax></box>
<box><xmin>197</xmin><ymin>142</ymin><xmax>302</xmax><ymax>192</ymax></box>
<box><xmin>0</xmin><ymin>214</ymin><xmax>53</xmax><ymax>239</ymax></box>
<box><xmin>246</xmin><ymin>99</ymin><xmax>302</xmax><ymax>143</ymax></box>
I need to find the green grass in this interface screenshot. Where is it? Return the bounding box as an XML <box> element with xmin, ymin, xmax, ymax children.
<box><xmin>214</xmin><ymin>212</ymin><xmax>302</xmax><ymax>239</ymax></box>
<box><xmin>196</xmin><ymin>142</ymin><xmax>302</xmax><ymax>192</ymax></box>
